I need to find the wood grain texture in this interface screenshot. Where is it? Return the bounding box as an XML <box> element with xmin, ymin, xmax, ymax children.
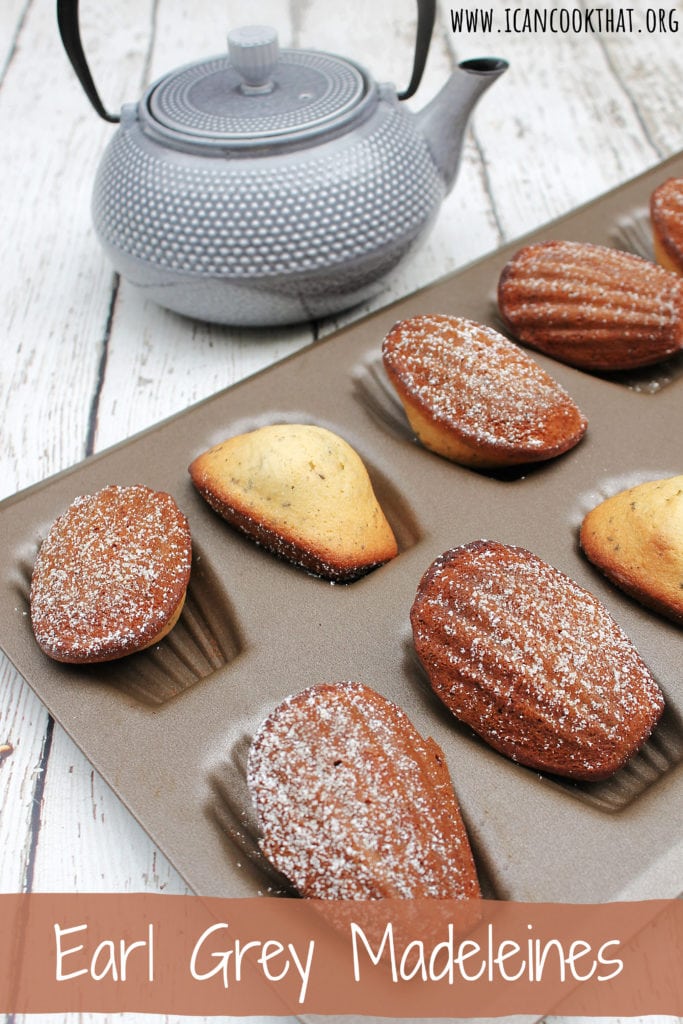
<box><xmin>1</xmin><ymin>1</ymin><xmax>682</xmax><ymax>1022</ymax></box>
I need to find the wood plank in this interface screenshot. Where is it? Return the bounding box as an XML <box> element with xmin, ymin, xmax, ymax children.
<box><xmin>0</xmin><ymin>659</ymin><xmax>48</xmax><ymax>893</ymax></box>
<box><xmin>21</xmin><ymin>0</ymin><xmax>310</xmax><ymax>919</ymax></box>
<box><xmin>0</xmin><ymin>2</ymin><xmax>28</xmax><ymax>82</ymax></box>
<box><xmin>92</xmin><ymin>288</ymin><xmax>314</xmax><ymax>453</ymax></box>
<box><xmin>0</xmin><ymin>5</ymin><xmax>273</xmax><ymax>1019</ymax></box>
<box><xmin>2</xmin><ymin>4</ymin><xmax>682</xmax><ymax>1024</ymax></box>
<box><xmin>593</xmin><ymin>5</ymin><xmax>683</xmax><ymax>157</ymax></box>
<box><xmin>0</xmin><ymin>0</ymin><xmax>154</xmax><ymax>499</ymax></box>
<box><xmin>441</xmin><ymin>0</ymin><xmax>683</xmax><ymax>240</ymax></box>
<box><xmin>29</xmin><ymin>723</ymin><xmax>192</xmax><ymax>893</ymax></box>
<box><xmin>0</xmin><ymin>0</ymin><xmax>156</xmax><ymax>907</ymax></box>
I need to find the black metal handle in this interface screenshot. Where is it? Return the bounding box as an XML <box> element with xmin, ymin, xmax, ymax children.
<box><xmin>57</xmin><ymin>0</ymin><xmax>435</xmax><ymax>122</ymax></box>
<box><xmin>399</xmin><ymin>0</ymin><xmax>436</xmax><ymax>100</ymax></box>
<box><xmin>56</xmin><ymin>0</ymin><xmax>120</xmax><ymax>122</ymax></box>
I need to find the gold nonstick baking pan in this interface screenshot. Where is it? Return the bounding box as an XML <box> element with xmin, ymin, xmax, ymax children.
<box><xmin>2</xmin><ymin>153</ymin><xmax>682</xmax><ymax>903</ymax></box>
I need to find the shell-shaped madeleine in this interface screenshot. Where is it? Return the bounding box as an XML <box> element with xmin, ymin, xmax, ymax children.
<box><xmin>581</xmin><ymin>474</ymin><xmax>683</xmax><ymax>625</ymax></box>
<box><xmin>498</xmin><ymin>240</ymin><xmax>683</xmax><ymax>370</ymax></box>
<box><xmin>247</xmin><ymin>681</ymin><xmax>481</xmax><ymax>899</ymax></box>
<box><xmin>411</xmin><ymin>541</ymin><xmax>664</xmax><ymax>781</ymax></box>
<box><xmin>30</xmin><ymin>485</ymin><xmax>192</xmax><ymax>663</ymax></box>
<box><xmin>382</xmin><ymin>314</ymin><xmax>587</xmax><ymax>468</ymax></box>
<box><xmin>651</xmin><ymin>177</ymin><xmax>683</xmax><ymax>276</ymax></box>
<box><xmin>189</xmin><ymin>424</ymin><xmax>397</xmax><ymax>581</ymax></box>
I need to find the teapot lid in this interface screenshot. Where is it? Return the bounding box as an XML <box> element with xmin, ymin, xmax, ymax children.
<box><xmin>144</xmin><ymin>26</ymin><xmax>372</xmax><ymax>148</ymax></box>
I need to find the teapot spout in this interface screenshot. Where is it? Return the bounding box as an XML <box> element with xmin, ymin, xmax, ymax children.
<box><xmin>415</xmin><ymin>57</ymin><xmax>507</xmax><ymax>193</ymax></box>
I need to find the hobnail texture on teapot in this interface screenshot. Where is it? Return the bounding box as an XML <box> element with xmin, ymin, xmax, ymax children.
<box><xmin>58</xmin><ymin>0</ymin><xmax>507</xmax><ymax>325</ymax></box>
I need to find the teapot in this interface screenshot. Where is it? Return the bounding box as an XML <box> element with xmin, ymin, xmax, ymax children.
<box><xmin>58</xmin><ymin>0</ymin><xmax>507</xmax><ymax>325</ymax></box>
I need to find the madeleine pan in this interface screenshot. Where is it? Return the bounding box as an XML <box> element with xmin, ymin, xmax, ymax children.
<box><xmin>1</xmin><ymin>152</ymin><xmax>682</xmax><ymax>903</ymax></box>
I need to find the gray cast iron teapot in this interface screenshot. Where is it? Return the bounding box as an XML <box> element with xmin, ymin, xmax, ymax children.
<box><xmin>58</xmin><ymin>0</ymin><xmax>507</xmax><ymax>325</ymax></box>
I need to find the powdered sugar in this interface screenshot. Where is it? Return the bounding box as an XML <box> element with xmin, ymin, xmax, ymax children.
<box><xmin>30</xmin><ymin>484</ymin><xmax>192</xmax><ymax>662</ymax></box>
<box><xmin>411</xmin><ymin>541</ymin><xmax>664</xmax><ymax>781</ymax></box>
<box><xmin>383</xmin><ymin>314</ymin><xmax>585</xmax><ymax>454</ymax></box>
<box><xmin>247</xmin><ymin>681</ymin><xmax>480</xmax><ymax>901</ymax></box>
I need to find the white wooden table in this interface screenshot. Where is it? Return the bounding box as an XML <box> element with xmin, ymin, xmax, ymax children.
<box><xmin>1</xmin><ymin>1</ymin><xmax>682</xmax><ymax>1022</ymax></box>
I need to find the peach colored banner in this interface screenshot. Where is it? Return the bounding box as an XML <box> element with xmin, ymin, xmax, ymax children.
<box><xmin>0</xmin><ymin>894</ymin><xmax>681</xmax><ymax>1017</ymax></box>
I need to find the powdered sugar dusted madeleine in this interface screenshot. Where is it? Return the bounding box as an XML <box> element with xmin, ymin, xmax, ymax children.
<box><xmin>411</xmin><ymin>541</ymin><xmax>664</xmax><ymax>781</ymax></box>
<box><xmin>189</xmin><ymin>424</ymin><xmax>397</xmax><ymax>582</ymax></box>
<box><xmin>30</xmin><ymin>484</ymin><xmax>192</xmax><ymax>664</ymax></box>
<box><xmin>498</xmin><ymin>240</ymin><xmax>683</xmax><ymax>370</ymax></box>
<box><xmin>651</xmin><ymin>178</ymin><xmax>683</xmax><ymax>276</ymax></box>
<box><xmin>581</xmin><ymin>474</ymin><xmax>683</xmax><ymax>625</ymax></box>
<box><xmin>382</xmin><ymin>314</ymin><xmax>586</xmax><ymax>468</ymax></box>
<box><xmin>247</xmin><ymin>681</ymin><xmax>481</xmax><ymax>899</ymax></box>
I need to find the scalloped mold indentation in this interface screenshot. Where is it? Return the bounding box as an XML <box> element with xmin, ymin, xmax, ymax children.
<box><xmin>351</xmin><ymin>353</ymin><xmax>543</xmax><ymax>483</ymax></box>
<box><xmin>405</xmin><ymin>638</ymin><xmax>682</xmax><ymax>814</ymax></box>
<box><xmin>210</xmin><ymin>733</ymin><xmax>297</xmax><ymax>897</ymax></box>
<box><xmin>14</xmin><ymin>542</ymin><xmax>243</xmax><ymax>706</ymax></box>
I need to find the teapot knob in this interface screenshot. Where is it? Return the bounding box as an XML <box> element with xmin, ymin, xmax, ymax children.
<box><xmin>228</xmin><ymin>26</ymin><xmax>280</xmax><ymax>95</ymax></box>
